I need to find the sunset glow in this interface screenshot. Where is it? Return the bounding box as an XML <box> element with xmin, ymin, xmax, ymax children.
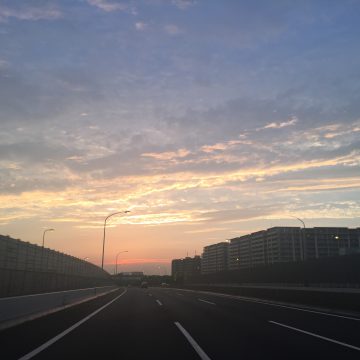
<box><xmin>1</xmin><ymin>1</ymin><xmax>359</xmax><ymax>273</ymax></box>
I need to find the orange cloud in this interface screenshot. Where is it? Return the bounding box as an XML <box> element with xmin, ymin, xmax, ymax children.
<box><xmin>142</xmin><ymin>148</ymin><xmax>190</xmax><ymax>160</ymax></box>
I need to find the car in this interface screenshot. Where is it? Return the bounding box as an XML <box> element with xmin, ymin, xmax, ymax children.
<box><xmin>160</xmin><ymin>282</ymin><xmax>169</xmax><ymax>287</ymax></box>
<box><xmin>140</xmin><ymin>281</ymin><xmax>148</xmax><ymax>288</ymax></box>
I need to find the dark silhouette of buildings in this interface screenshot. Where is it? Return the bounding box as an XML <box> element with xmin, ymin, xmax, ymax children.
<box><xmin>171</xmin><ymin>227</ymin><xmax>360</xmax><ymax>278</ymax></box>
<box><xmin>229</xmin><ymin>227</ymin><xmax>360</xmax><ymax>271</ymax></box>
<box><xmin>171</xmin><ymin>256</ymin><xmax>201</xmax><ymax>282</ymax></box>
<box><xmin>201</xmin><ymin>242</ymin><xmax>229</xmax><ymax>275</ymax></box>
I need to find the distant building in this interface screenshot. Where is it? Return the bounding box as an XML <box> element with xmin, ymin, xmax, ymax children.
<box><xmin>171</xmin><ymin>259</ymin><xmax>183</xmax><ymax>281</ymax></box>
<box><xmin>171</xmin><ymin>256</ymin><xmax>201</xmax><ymax>281</ymax></box>
<box><xmin>121</xmin><ymin>271</ymin><xmax>144</xmax><ymax>277</ymax></box>
<box><xmin>115</xmin><ymin>271</ymin><xmax>144</xmax><ymax>286</ymax></box>
<box><xmin>201</xmin><ymin>242</ymin><xmax>229</xmax><ymax>275</ymax></box>
<box><xmin>302</xmin><ymin>227</ymin><xmax>360</xmax><ymax>259</ymax></box>
<box><xmin>228</xmin><ymin>227</ymin><xmax>360</xmax><ymax>271</ymax></box>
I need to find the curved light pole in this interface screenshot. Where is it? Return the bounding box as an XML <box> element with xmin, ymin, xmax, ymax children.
<box><xmin>115</xmin><ymin>250</ymin><xmax>128</xmax><ymax>275</ymax></box>
<box><xmin>101</xmin><ymin>211</ymin><xmax>130</xmax><ymax>269</ymax></box>
<box><xmin>291</xmin><ymin>216</ymin><xmax>306</xmax><ymax>229</ymax></box>
<box><xmin>290</xmin><ymin>215</ymin><xmax>308</xmax><ymax>285</ymax></box>
<box><xmin>42</xmin><ymin>228</ymin><xmax>55</xmax><ymax>248</ymax></box>
<box><xmin>290</xmin><ymin>215</ymin><xmax>306</xmax><ymax>261</ymax></box>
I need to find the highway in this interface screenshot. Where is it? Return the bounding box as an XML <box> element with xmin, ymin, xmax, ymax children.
<box><xmin>1</xmin><ymin>287</ymin><xmax>360</xmax><ymax>359</ymax></box>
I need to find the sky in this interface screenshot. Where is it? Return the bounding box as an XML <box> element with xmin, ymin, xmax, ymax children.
<box><xmin>0</xmin><ymin>0</ymin><xmax>360</xmax><ymax>274</ymax></box>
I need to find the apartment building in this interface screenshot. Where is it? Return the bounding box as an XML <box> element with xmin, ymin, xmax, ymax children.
<box><xmin>302</xmin><ymin>227</ymin><xmax>360</xmax><ymax>259</ymax></box>
<box><xmin>201</xmin><ymin>242</ymin><xmax>229</xmax><ymax>275</ymax></box>
<box><xmin>228</xmin><ymin>227</ymin><xmax>360</xmax><ymax>270</ymax></box>
<box><xmin>171</xmin><ymin>256</ymin><xmax>201</xmax><ymax>281</ymax></box>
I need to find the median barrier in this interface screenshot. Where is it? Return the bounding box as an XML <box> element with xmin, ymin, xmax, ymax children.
<box><xmin>0</xmin><ymin>285</ymin><xmax>118</xmax><ymax>329</ymax></box>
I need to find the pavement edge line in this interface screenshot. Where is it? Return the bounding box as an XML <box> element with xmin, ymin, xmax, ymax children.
<box><xmin>17</xmin><ymin>289</ymin><xmax>128</xmax><ymax>360</ymax></box>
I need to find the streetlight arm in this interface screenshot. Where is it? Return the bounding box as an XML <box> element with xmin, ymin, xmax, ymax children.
<box><xmin>289</xmin><ymin>215</ymin><xmax>306</xmax><ymax>262</ymax></box>
<box><xmin>42</xmin><ymin>228</ymin><xmax>55</xmax><ymax>248</ymax></box>
<box><xmin>105</xmin><ymin>211</ymin><xmax>131</xmax><ymax>224</ymax></box>
<box><xmin>290</xmin><ymin>216</ymin><xmax>306</xmax><ymax>228</ymax></box>
<box><xmin>115</xmin><ymin>250</ymin><xmax>128</xmax><ymax>275</ymax></box>
<box><xmin>116</xmin><ymin>250</ymin><xmax>128</xmax><ymax>262</ymax></box>
<box><xmin>101</xmin><ymin>210</ymin><xmax>130</xmax><ymax>270</ymax></box>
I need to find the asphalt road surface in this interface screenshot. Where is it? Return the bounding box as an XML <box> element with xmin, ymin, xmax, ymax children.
<box><xmin>1</xmin><ymin>287</ymin><xmax>360</xmax><ymax>359</ymax></box>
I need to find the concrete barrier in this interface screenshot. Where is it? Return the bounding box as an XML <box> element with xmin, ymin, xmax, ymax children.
<box><xmin>0</xmin><ymin>285</ymin><xmax>118</xmax><ymax>329</ymax></box>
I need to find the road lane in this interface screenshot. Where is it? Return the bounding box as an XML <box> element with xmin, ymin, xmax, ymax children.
<box><xmin>1</xmin><ymin>286</ymin><xmax>360</xmax><ymax>359</ymax></box>
<box><xmin>269</xmin><ymin>321</ymin><xmax>360</xmax><ymax>352</ymax></box>
<box><xmin>175</xmin><ymin>322</ymin><xmax>212</xmax><ymax>360</ymax></box>
<box><xmin>151</xmin><ymin>287</ymin><xmax>360</xmax><ymax>359</ymax></box>
<box><xmin>29</xmin><ymin>287</ymin><xmax>199</xmax><ymax>360</ymax></box>
<box><xmin>182</xmin><ymin>288</ymin><xmax>360</xmax><ymax>321</ymax></box>
<box><xmin>161</xmin><ymin>288</ymin><xmax>360</xmax><ymax>346</ymax></box>
<box><xmin>0</xmin><ymin>288</ymin><xmax>127</xmax><ymax>359</ymax></box>
<box><xmin>18</xmin><ymin>290</ymin><xmax>128</xmax><ymax>360</ymax></box>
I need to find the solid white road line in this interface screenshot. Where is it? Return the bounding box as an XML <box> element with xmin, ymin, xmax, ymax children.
<box><xmin>173</xmin><ymin>289</ymin><xmax>360</xmax><ymax>321</ymax></box>
<box><xmin>156</xmin><ymin>300</ymin><xmax>163</xmax><ymax>306</ymax></box>
<box><xmin>198</xmin><ymin>298</ymin><xmax>216</xmax><ymax>306</ymax></box>
<box><xmin>269</xmin><ymin>320</ymin><xmax>360</xmax><ymax>351</ymax></box>
<box><xmin>177</xmin><ymin>293</ymin><xmax>184</xmax><ymax>296</ymax></box>
<box><xmin>18</xmin><ymin>289</ymin><xmax>128</xmax><ymax>360</ymax></box>
<box><xmin>217</xmin><ymin>294</ymin><xmax>360</xmax><ymax>321</ymax></box>
<box><xmin>174</xmin><ymin>322</ymin><xmax>212</xmax><ymax>360</ymax></box>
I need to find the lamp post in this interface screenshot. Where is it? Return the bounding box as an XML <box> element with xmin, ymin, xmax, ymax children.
<box><xmin>42</xmin><ymin>228</ymin><xmax>55</xmax><ymax>248</ymax></box>
<box><xmin>291</xmin><ymin>216</ymin><xmax>305</xmax><ymax>229</ymax></box>
<box><xmin>101</xmin><ymin>211</ymin><xmax>130</xmax><ymax>270</ymax></box>
<box><xmin>115</xmin><ymin>250</ymin><xmax>128</xmax><ymax>275</ymax></box>
<box><xmin>290</xmin><ymin>216</ymin><xmax>306</xmax><ymax>260</ymax></box>
<box><xmin>290</xmin><ymin>216</ymin><xmax>308</xmax><ymax>286</ymax></box>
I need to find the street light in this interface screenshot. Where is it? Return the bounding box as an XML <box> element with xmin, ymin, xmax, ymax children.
<box><xmin>290</xmin><ymin>216</ymin><xmax>307</xmax><ymax>286</ymax></box>
<box><xmin>101</xmin><ymin>210</ymin><xmax>130</xmax><ymax>269</ymax></box>
<box><xmin>42</xmin><ymin>228</ymin><xmax>55</xmax><ymax>248</ymax></box>
<box><xmin>290</xmin><ymin>216</ymin><xmax>306</xmax><ymax>229</ymax></box>
<box><xmin>290</xmin><ymin>215</ymin><xmax>306</xmax><ymax>261</ymax></box>
<box><xmin>115</xmin><ymin>250</ymin><xmax>128</xmax><ymax>275</ymax></box>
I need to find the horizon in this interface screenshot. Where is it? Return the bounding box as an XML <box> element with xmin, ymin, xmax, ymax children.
<box><xmin>1</xmin><ymin>0</ymin><xmax>359</xmax><ymax>275</ymax></box>
<box><xmin>2</xmin><ymin>222</ymin><xmax>359</xmax><ymax>275</ymax></box>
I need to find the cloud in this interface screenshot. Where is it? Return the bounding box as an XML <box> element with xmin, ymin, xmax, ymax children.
<box><xmin>0</xmin><ymin>64</ymin><xmax>103</xmax><ymax>127</ymax></box>
<box><xmin>201</xmin><ymin>140</ymin><xmax>246</xmax><ymax>154</ymax></box>
<box><xmin>135</xmin><ymin>21</ymin><xmax>147</xmax><ymax>31</ymax></box>
<box><xmin>0</xmin><ymin>141</ymin><xmax>78</xmax><ymax>164</ymax></box>
<box><xmin>0</xmin><ymin>59</ymin><xmax>9</xmax><ymax>69</ymax></box>
<box><xmin>198</xmin><ymin>206</ymin><xmax>278</xmax><ymax>224</ymax></box>
<box><xmin>262</xmin><ymin>116</ymin><xmax>298</xmax><ymax>130</ymax></box>
<box><xmin>172</xmin><ymin>0</ymin><xmax>197</xmax><ymax>10</ymax></box>
<box><xmin>86</xmin><ymin>0</ymin><xmax>128</xmax><ymax>12</ymax></box>
<box><xmin>142</xmin><ymin>148</ymin><xmax>190</xmax><ymax>161</ymax></box>
<box><xmin>164</xmin><ymin>24</ymin><xmax>183</xmax><ymax>35</ymax></box>
<box><xmin>0</xmin><ymin>5</ymin><xmax>61</xmax><ymax>22</ymax></box>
